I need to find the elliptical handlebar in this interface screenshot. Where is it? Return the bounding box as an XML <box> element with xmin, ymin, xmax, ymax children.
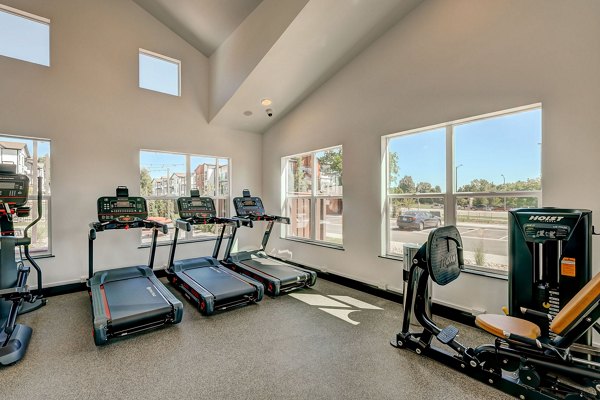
<box><xmin>23</xmin><ymin>176</ymin><xmax>42</xmax><ymax>240</ymax></box>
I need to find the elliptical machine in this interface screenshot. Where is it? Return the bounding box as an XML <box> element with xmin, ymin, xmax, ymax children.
<box><xmin>392</xmin><ymin>225</ymin><xmax>600</xmax><ymax>399</ymax></box>
<box><xmin>0</xmin><ymin>164</ymin><xmax>46</xmax><ymax>366</ymax></box>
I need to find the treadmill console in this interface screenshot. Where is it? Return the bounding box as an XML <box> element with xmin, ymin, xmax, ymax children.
<box><xmin>233</xmin><ymin>196</ymin><xmax>265</xmax><ymax>217</ymax></box>
<box><xmin>177</xmin><ymin>190</ymin><xmax>217</xmax><ymax>219</ymax></box>
<box><xmin>97</xmin><ymin>186</ymin><xmax>148</xmax><ymax>223</ymax></box>
<box><xmin>0</xmin><ymin>171</ymin><xmax>29</xmax><ymax>208</ymax></box>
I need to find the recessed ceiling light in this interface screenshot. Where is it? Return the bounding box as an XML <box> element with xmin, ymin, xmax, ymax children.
<box><xmin>261</xmin><ymin>98</ymin><xmax>272</xmax><ymax>107</ymax></box>
<box><xmin>243</xmin><ymin>110</ymin><xmax>253</xmax><ymax>116</ymax></box>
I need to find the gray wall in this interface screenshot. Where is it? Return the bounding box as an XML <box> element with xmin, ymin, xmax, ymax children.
<box><xmin>0</xmin><ymin>0</ymin><xmax>263</xmax><ymax>287</ymax></box>
<box><xmin>262</xmin><ymin>0</ymin><xmax>600</xmax><ymax>314</ymax></box>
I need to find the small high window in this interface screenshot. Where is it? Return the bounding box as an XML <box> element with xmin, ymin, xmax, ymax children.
<box><xmin>138</xmin><ymin>49</ymin><xmax>180</xmax><ymax>96</ymax></box>
<box><xmin>0</xmin><ymin>4</ymin><xmax>50</xmax><ymax>66</ymax></box>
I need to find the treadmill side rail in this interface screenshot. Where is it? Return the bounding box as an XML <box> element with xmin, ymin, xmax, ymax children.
<box><xmin>148</xmin><ymin>275</ymin><xmax>183</xmax><ymax>324</ymax></box>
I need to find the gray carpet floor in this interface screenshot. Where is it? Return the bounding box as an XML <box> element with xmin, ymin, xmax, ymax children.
<box><xmin>1</xmin><ymin>278</ymin><xmax>510</xmax><ymax>400</ymax></box>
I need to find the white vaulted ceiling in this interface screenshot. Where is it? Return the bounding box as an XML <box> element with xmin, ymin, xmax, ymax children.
<box><xmin>134</xmin><ymin>0</ymin><xmax>424</xmax><ymax>132</ymax></box>
<box><xmin>134</xmin><ymin>0</ymin><xmax>263</xmax><ymax>56</ymax></box>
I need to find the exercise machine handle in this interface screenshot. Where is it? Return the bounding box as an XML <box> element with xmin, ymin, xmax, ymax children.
<box><xmin>520</xmin><ymin>307</ymin><xmax>553</xmax><ymax>321</ymax></box>
<box><xmin>143</xmin><ymin>219</ymin><xmax>169</xmax><ymax>234</ymax></box>
<box><xmin>234</xmin><ymin>217</ymin><xmax>253</xmax><ymax>228</ymax></box>
<box><xmin>215</xmin><ymin>217</ymin><xmax>241</xmax><ymax>228</ymax></box>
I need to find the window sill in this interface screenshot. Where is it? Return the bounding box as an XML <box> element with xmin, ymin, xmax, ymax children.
<box><xmin>138</xmin><ymin>235</ymin><xmax>230</xmax><ymax>249</ymax></box>
<box><xmin>282</xmin><ymin>236</ymin><xmax>344</xmax><ymax>251</ymax></box>
<box><xmin>379</xmin><ymin>254</ymin><xmax>403</xmax><ymax>262</ymax></box>
<box><xmin>30</xmin><ymin>253</ymin><xmax>55</xmax><ymax>259</ymax></box>
<box><xmin>379</xmin><ymin>254</ymin><xmax>508</xmax><ymax>280</ymax></box>
<box><xmin>462</xmin><ymin>266</ymin><xmax>508</xmax><ymax>280</ymax></box>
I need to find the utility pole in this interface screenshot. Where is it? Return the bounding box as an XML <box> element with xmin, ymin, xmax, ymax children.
<box><xmin>501</xmin><ymin>174</ymin><xmax>506</xmax><ymax>210</ymax></box>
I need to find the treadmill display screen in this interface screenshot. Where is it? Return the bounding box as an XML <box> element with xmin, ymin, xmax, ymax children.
<box><xmin>0</xmin><ymin>182</ymin><xmax>15</xmax><ymax>189</ymax></box>
<box><xmin>233</xmin><ymin>196</ymin><xmax>265</xmax><ymax>217</ymax></box>
<box><xmin>177</xmin><ymin>196</ymin><xmax>216</xmax><ymax>219</ymax></box>
<box><xmin>97</xmin><ymin>195</ymin><xmax>148</xmax><ymax>222</ymax></box>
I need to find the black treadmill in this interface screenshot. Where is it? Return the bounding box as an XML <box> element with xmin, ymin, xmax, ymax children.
<box><xmin>87</xmin><ymin>186</ymin><xmax>183</xmax><ymax>345</ymax></box>
<box><xmin>221</xmin><ymin>190</ymin><xmax>317</xmax><ymax>296</ymax></box>
<box><xmin>166</xmin><ymin>190</ymin><xmax>263</xmax><ymax>315</ymax></box>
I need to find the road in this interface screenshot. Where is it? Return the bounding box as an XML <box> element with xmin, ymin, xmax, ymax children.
<box><xmin>390</xmin><ymin>224</ymin><xmax>508</xmax><ymax>257</ymax></box>
<box><xmin>320</xmin><ymin>215</ymin><xmax>508</xmax><ymax>258</ymax></box>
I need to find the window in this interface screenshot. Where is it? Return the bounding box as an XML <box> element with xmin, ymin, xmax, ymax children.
<box><xmin>0</xmin><ymin>134</ymin><xmax>51</xmax><ymax>254</ymax></box>
<box><xmin>384</xmin><ymin>105</ymin><xmax>541</xmax><ymax>273</ymax></box>
<box><xmin>140</xmin><ymin>150</ymin><xmax>230</xmax><ymax>245</ymax></box>
<box><xmin>138</xmin><ymin>49</ymin><xmax>180</xmax><ymax>96</ymax></box>
<box><xmin>283</xmin><ymin>146</ymin><xmax>343</xmax><ymax>247</ymax></box>
<box><xmin>0</xmin><ymin>4</ymin><xmax>50</xmax><ymax>66</ymax></box>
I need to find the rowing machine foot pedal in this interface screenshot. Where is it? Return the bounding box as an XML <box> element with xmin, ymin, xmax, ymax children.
<box><xmin>437</xmin><ymin>325</ymin><xmax>459</xmax><ymax>344</ymax></box>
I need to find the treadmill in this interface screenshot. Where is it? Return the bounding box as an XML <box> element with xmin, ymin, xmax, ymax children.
<box><xmin>221</xmin><ymin>190</ymin><xmax>317</xmax><ymax>296</ymax></box>
<box><xmin>87</xmin><ymin>186</ymin><xmax>183</xmax><ymax>346</ymax></box>
<box><xmin>166</xmin><ymin>190</ymin><xmax>263</xmax><ymax>315</ymax></box>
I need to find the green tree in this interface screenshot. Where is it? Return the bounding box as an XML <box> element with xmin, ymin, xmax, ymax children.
<box><xmin>398</xmin><ymin>175</ymin><xmax>416</xmax><ymax>194</ymax></box>
<box><xmin>140</xmin><ymin>168</ymin><xmax>153</xmax><ymax>196</ymax></box>
<box><xmin>317</xmin><ymin>149</ymin><xmax>343</xmax><ymax>186</ymax></box>
<box><xmin>388</xmin><ymin>151</ymin><xmax>400</xmax><ymax>188</ymax></box>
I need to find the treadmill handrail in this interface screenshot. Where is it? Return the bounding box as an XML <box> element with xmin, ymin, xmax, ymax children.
<box><xmin>90</xmin><ymin>219</ymin><xmax>168</xmax><ymax>234</ymax></box>
<box><xmin>175</xmin><ymin>216</ymin><xmax>240</xmax><ymax>232</ymax></box>
<box><xmin>233</xmin><ymin>216</ymin><xmax>253</xmax><ymax>228</ymax></box>
<box><xmin>88</xmin><ymin>219</ymin><xmax>166</xmax><ymax>280</ymax></box>
<box><xmin>242</xmin><ymin>214</ymin><xmax>290</xmax><ymax>224</ymax></box>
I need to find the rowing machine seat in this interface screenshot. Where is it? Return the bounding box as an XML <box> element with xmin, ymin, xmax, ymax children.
<box><xmin>475</xmin><ymin>314</ymin><xmax>541</xmax><ymax>339</ymax></box>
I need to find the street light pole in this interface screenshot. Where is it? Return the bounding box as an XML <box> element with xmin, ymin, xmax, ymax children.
<box><xmin>455</xmin><ymin>164</ymin><xmax>463</xmax><ymax>191</ymax></box>
<box><xmin>501</xmin><ymin>174</ymin><xmax>506</xmax><ymax>210</ymax></box>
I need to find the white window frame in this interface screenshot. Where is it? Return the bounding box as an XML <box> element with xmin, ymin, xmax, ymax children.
<box><xmin>0</xmin><ymin>4</ymin><xmax>51</xmax><ymax>67</ymax></box>
<box><xmin>382</xmin><ymin>104</ymin><xmax>542</xmax><ymax>274</ymax></box>
<box><xmin>140</xmin><ymin>149</ymin><xmax>230</xmax><ymax>246</ymax></box>
<box><xmin>138</xmin><ymin>48</ymin><xmax>181</xmax><ymax>97</ymax></box>
<box><xmin>282</xmin><ymin>145</ymin><xmax>343</xmax><ymax>248</ymax></box>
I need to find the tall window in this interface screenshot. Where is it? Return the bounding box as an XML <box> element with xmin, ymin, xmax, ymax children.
<box><xmin>138</xmin><ymin>49</ymin><xmax>180</xmax><ymax>96</ymax></box>
<box><xmin>140</xmin><ymin>150</ymin><xmax>230</xmax><ymax>245</ymax></box>
<box><xmin>0</xmin><ymin>134</ymin><xmax>51</xmax><ymax>254</ymax></box>
<box><xmin>384</xmin><ymin>105</ymin><xmax>541</xmax><ymax>273</ymax></box>
<box><xmin>283</xmin><ymin>146</ymin><xmax>343</xmax><ymax>246</ymax></box>
<box><xmin>0</xmin><ymin>4</ymin><xmax>50</xmax><ymax>66</ymax></box>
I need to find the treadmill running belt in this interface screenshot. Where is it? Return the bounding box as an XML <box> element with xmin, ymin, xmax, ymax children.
<box><xmin>184</xmin><ymin>267</ymin><xmax>255</xmax><ymax>300</ymax></box>
<box><xmin>242</xmin><ymin>258</ymin><xmax>304</xmax><ymax>285</ymax></box>
<box><xmin>103</xmin><ymin>277</ymin><xmax>172</xmax><ymax>331</ymax></box>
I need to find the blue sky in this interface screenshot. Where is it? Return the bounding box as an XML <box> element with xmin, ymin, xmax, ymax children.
<box><xmin>388</xmin><ymin>108</ymin><xmax>542</xmax><ymax>191</ymax></box>
<box><xmin>0</xmin><ymin>8</ymin><xmax>49</xmax><ymax>66</ymax></box>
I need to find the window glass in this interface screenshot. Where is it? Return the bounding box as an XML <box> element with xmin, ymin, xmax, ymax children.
<box><xmin>191</xmin><ymin>156</ymin><xmax>216</xmax><ymax>197</ymax></box>
<box><xmin>455</xmin><ymin>109</ymin><xmax>542</xmax><ymax>192</ymax></box>
<box><xmin>140</xmin><ymin>150</ymin><xmax>230</xmax><ymax>245</ymax></box>
<box><xmin>388</xmin><ymin>128</ymin><xmax>445</xmax><ymax>194</ymax></box>
<box><xmin>139</xmin><ymin>50</ymin><xmax>180</xmax><ymax>96</ymax></box>
<box><xmin>283</xmin><ymin>146</ymin><xmax>343</xmax><ymax>246</ymax></box>
<box><xmin>287</xmin><ymin>155</ymin><xmax>313</xmax><ymax>196</ymax></box>
<box><xmin>0</xmin><ymin>6</ymin><xmax>50</xmax><ymax>66</ymax></box>
<box><xmin>384</xmin><ymin>106</ymin><xmax>541</xmax><ymax>273</ymax></box>
<box><xmin>388</xmin><ymin>197</ymin><xmax>445</xmax><ymax>255</ymax></box>
<box><xmin>316</xmin><ymin>148</ymin><xmax>342</xmax><ymax>196</ymax></box>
